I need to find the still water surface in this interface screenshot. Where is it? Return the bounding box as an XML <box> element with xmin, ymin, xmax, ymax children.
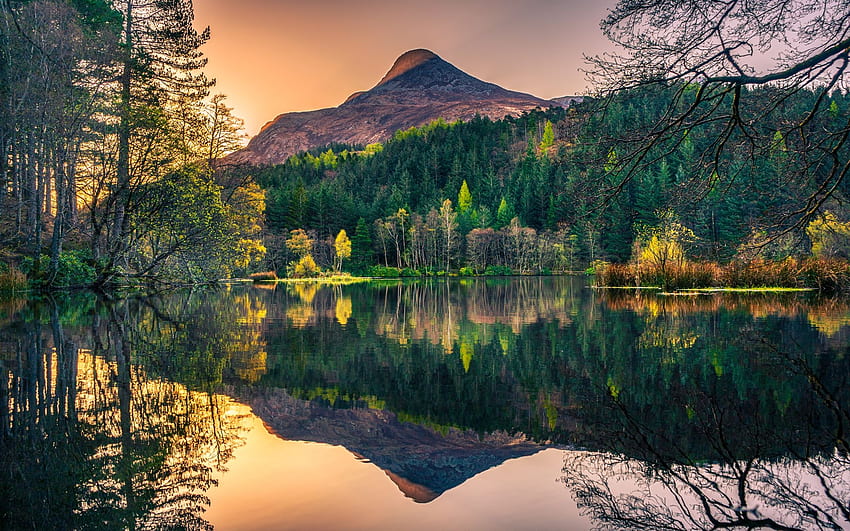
<box><xmin>2</xmin><ymin>277</ymin><xmax>850</xmax><ymax>529</ymax></box>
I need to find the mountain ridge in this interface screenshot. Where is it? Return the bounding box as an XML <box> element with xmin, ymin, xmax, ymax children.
<box><xmin>225</xmin><ymin>49</ymin><xmax>569</xmax><ymax>166</ymax></box>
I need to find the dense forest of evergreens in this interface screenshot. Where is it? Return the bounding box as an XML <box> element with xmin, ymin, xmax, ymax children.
<box><xmin>251</xmin><ymin>85</ymin><xmax>850</xmax><ymax>277</ymax></box>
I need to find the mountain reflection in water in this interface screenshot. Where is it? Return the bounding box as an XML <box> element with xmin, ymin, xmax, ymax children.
<box><xmin>1</xmin><ymin>278</ymin><xmax>849</xmax><ymax>529</ymax></box>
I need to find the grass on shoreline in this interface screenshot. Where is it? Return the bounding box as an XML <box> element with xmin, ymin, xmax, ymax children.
<box><xmin>596</xmin><ymin>258</ymin><xmax>850</xmax><ymax>294</ymax></box>
<box><xmin>594</xmin><ymin>285</ymin><xmax>816</xmax><ymax>293</ymax></box>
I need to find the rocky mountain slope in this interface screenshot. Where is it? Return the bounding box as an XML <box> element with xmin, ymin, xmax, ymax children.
<box><xmin>225</xmin><ymin>49</ymin><xmax>564</xmax><ymax>166</ymax></box>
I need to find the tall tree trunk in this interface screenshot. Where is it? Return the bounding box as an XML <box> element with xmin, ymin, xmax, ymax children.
<box><xmin>109</xmin><ymin>0</ymin><xmax>133</xmax><ymax>283</ymax></box>
<box><xmin>48</xmin><ymin>145</ymin><xmax>67</xmax><ymax>285</ymax></box>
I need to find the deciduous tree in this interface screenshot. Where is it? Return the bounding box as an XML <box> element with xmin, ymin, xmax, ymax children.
<box><xmin>333</xmin><ymin>229</ymin><xmax>351</xmax><ymax>272</ymax></box>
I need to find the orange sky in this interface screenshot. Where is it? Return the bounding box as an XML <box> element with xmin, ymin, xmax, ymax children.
<box><xmin>193</xmin><ymin>0</ymin><xmax>618</xmax><ymax>136</ymax></box>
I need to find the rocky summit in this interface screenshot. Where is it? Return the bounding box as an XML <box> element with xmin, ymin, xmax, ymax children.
<box><xmin>224</xmin><ymin>49</ymin><xmax>564</xmax><ymax>166</ymax></box>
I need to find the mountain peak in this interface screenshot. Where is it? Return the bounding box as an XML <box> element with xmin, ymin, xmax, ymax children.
<box><xmin>225</xmin><ymin>49</ymin><xmax>563</xmax><ymax>166</ymax></box>
<box><xmin>377</xmin><ymin>49</ymin><xmax>440</xmax><ymax>86</ymax></box>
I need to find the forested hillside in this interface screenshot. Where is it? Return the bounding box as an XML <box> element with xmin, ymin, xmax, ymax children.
<box><xmin>251</xmin><ymin>85</ymin><xmax>850</xmax><ymax>275</ymax></box>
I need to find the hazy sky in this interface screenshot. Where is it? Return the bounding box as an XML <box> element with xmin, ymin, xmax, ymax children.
<box><xmin>193</xmin><ymin>0</ymin><xmax>618</xmax><ymax>136</ymax></box>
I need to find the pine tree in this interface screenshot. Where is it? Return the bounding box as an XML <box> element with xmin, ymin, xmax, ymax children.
<box><xmin>539</xmin><ymin>120</ymin><xmax>555</xmax><ymax>152</ymax></box>
<box><xmin>102</xmin><ymin>0</ymin><xmax>213</xmax><ymax>285</ymax></box>
<box><xmin>496</xmin><ymin>197</ymin><xmax>515</xmax><ymax>229</ymax></box>
<box><xmin>458</xmin><ymin>179</ymin><xmax>473</xmax><ymax>214</ymax></box>
<box><xmin>350</xmin><ymin>217</ymin><xmax>373</xmax><ymax>272</ymax></box>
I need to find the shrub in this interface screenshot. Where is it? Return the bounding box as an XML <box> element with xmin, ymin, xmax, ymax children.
<box><xmin>798</xmin><ymin>258</ymin><xmax>850</xmax><ymax>293</ymax></box>
<box><xmin>290</xmin><ymin>254</ymin><xmax>319</xmax><ymax>278</ymax></box>
<box><xmin>249</xmin><ymin>271</ymin><xmax>277</xmax><ymax>282</ymax></box>
<box><xmin>458</xmin><ymin>266</ymin><xmax>475</xmax><ymax>276</ymax></box>
<box><xmin>400</xmin><ymin>267</ymin><xmax>421</xmax><ymax>277</ymax></box>
<box><xmin>586</xmin><ymin>260</ymin><xmax>608</xmax><ymax>276</ymax></box>
<box><xmin>718</xmin><ymin>258</ymin><xmax>799</xmax><ymax>288</ymax></box>
<box><xmin>664</xmin><ymin>262</ymin><xmax>720</xmax><ymax>290</ymax></box>
<box><xmin>484</xmin><ymin>265</ymin><xmax>513</xmax><ymax>276</ymax></box>
<box><xmin>368</xmin><ymin>265</ymin><xmax>401</xmax><ymax>277</ymax></box>
<box><xmin>21</xmin><ymin>250</ymin><xmax>96</xmax><ymax>288</ymax></box>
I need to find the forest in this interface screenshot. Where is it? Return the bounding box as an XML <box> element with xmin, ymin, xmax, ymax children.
<box><xmin>0</xmin><ymin>0</ymin><xmax>262</xmax><ymax>290</ymax></box>
<box><xmin>2</xmin><ymin>0</ymin><xmax>850</xmax><ymax>290</ymax></box>
<box><xmin>254</xmin><ymin>85</ymin><xmax>850</xmax><ymax>285</ymax></box>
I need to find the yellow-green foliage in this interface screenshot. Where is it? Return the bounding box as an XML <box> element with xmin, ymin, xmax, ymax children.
<box><xmin>235</xmin><ymin>239</ymin><xmax>267</xmax><ymax>270</ymax></box>
<box><xmin>538</xmin><ymin>120</ymin><xmax>555</xmax><ymax>153</ymax></box>
<box><xmin>457</xmin><ymin>180</ymin><xmax>472</xmax><ymax>213</ymax></box>
<box><xmin>806</xmin><ymin>211</ymin><xmax>850</xmax><ymax>258</ymax></box>
<box><xmin>363</xmin><ymin>143</ymin><xmax>383</xmax><ymax>155</ymax></box>
<box><xmin>639</xmin><ymin>235</ymin><xmax>685</xmax><ymax>269</ymax></box>
<box><xmin>286</xmin><ymin>228</ymin><xmax>313</xmax><ymax>257</ymax></box>
<box><xmin>334</xmin><ymin>229</ymin><xmax>351</xmax><ymax>271</ymax></box>
<box><xmin>634</xmin><ymin>212</ymin><xmax>696</xmax><ymax>289</ymax></box>
<box><xmin>292</xmin><ymin>254</ymin><xmax>319</xmax><ymax>278</ymax></box>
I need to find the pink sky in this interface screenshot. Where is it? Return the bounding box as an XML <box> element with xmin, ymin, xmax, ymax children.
<box><xmin>193</xmin><ymin>0</ymin><xmax>617</xmax><ymax>136</ymax></box>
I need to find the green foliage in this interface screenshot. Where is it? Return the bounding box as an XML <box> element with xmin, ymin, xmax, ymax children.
<box><xmin>459</xmin><ymin>266</ymin><xmax>475</xmax><ymax>276</ymax></box>
<box><xmin>22</xmin><ymin>251</ymin><xmax>96</xmax><ymax>288</ymax></box>
<box><xmin>130</xmin><ymin>167</ymin><xmax>242</xmax><ymax>281</ymax></box>
<box><xmin>484</xmin><ymin>265</ymin><xmax>513</xmax><ymax>276</ymax></box>
<box><xmin>349</xmin><ymin>218</ymin><xmax>373</xmax><ymax>272</ymax></box>
<box><xmin>252</xmin><ymin>86</ymin><xmax>850</xmax><ymax>274</ymax></box>
<box><xmin>400</xmin><ymin>268</ymin><xmax>420</xmax><ymax>277</ymax></box>
<box><xmin>496</xmin><ymin>197</ymin><xmax>515</xmax><ymax>229</ymax></box>
<box><xmin>368</xmin><ymin>265</ymin><xmax>402</xmax><ymax>278</ymax></box>
<box><xmin>458</xmin><ymin>180</ymin><xmax>473</xmax><ymax>214</ymax></box>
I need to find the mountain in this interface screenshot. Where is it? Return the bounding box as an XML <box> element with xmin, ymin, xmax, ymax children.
<box><xmin>224</xmin><ymin>49</ymin><xmax>563</xmax><ymax>166</ymax></box>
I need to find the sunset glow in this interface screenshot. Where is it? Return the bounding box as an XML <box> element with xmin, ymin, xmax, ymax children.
<box><xmin>193</xmin><ymin>0</ymin><xmax>616</xmax><ymax>135</ymax></box>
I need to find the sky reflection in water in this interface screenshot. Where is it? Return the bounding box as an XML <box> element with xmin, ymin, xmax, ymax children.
<box><xmin>1</xmin><ymin>278</ymin><xmax>849</xmax><ymax>529</ymax></box>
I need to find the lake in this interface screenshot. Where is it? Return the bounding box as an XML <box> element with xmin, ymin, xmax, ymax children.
<box><xmin>2</xmin><ymin>277</ymin><xmax>849</xmax><ymax>530</ymax></box>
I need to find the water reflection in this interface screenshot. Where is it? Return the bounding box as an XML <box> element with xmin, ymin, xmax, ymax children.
<box><xmin>564</xmin><ymin>291</ymin><xmax>850</xmax><ymax>530</ymax></box>
<box><xmin>0</xmin><ymin>293</ymin><xmax>251</xmax><ymax>529</ymax></box>
<box><xmin>1</xmin><ymin>279</ymin><xmax>850</xmax><ymax>528</ymax></box>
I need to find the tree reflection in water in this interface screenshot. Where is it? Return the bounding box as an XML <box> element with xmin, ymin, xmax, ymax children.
<box><xmin>0</xmin><ymin>292</ymin><xmax>254</xmax><ymax>529</ymax></box>
<box><xmin>2</xmin><ymin>280</ymin><xmax>850</xmax><ymax>528</ymax></box>
<box><xmin>563</xmin><ymin>292</ymin><xmax>850</xmax><ymax>531</ymax></box>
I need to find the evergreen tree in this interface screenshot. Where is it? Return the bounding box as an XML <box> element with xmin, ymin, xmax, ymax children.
<box><xmin>458</xmin><ymin>180</ymin><xmax>473</xmax><ymax>214</ymax></box>
<box><xmin>350</xmin><ymin>218</ymin><xmax>373</xmax><ymax>272</ymax></box>
<box><xmin>101</xmin><ymin>0</ymin><xmax>213</xmax><ymax>285</ymax></box>
<box><xmin>496</xmin><ymin>197</ymin><xmax>515</xmax><ymax>229</ymax></box>
<box><xmin>539</xmin><ymin>120</ymin><xmax>555</xmax><ymax>152</ymax></box>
